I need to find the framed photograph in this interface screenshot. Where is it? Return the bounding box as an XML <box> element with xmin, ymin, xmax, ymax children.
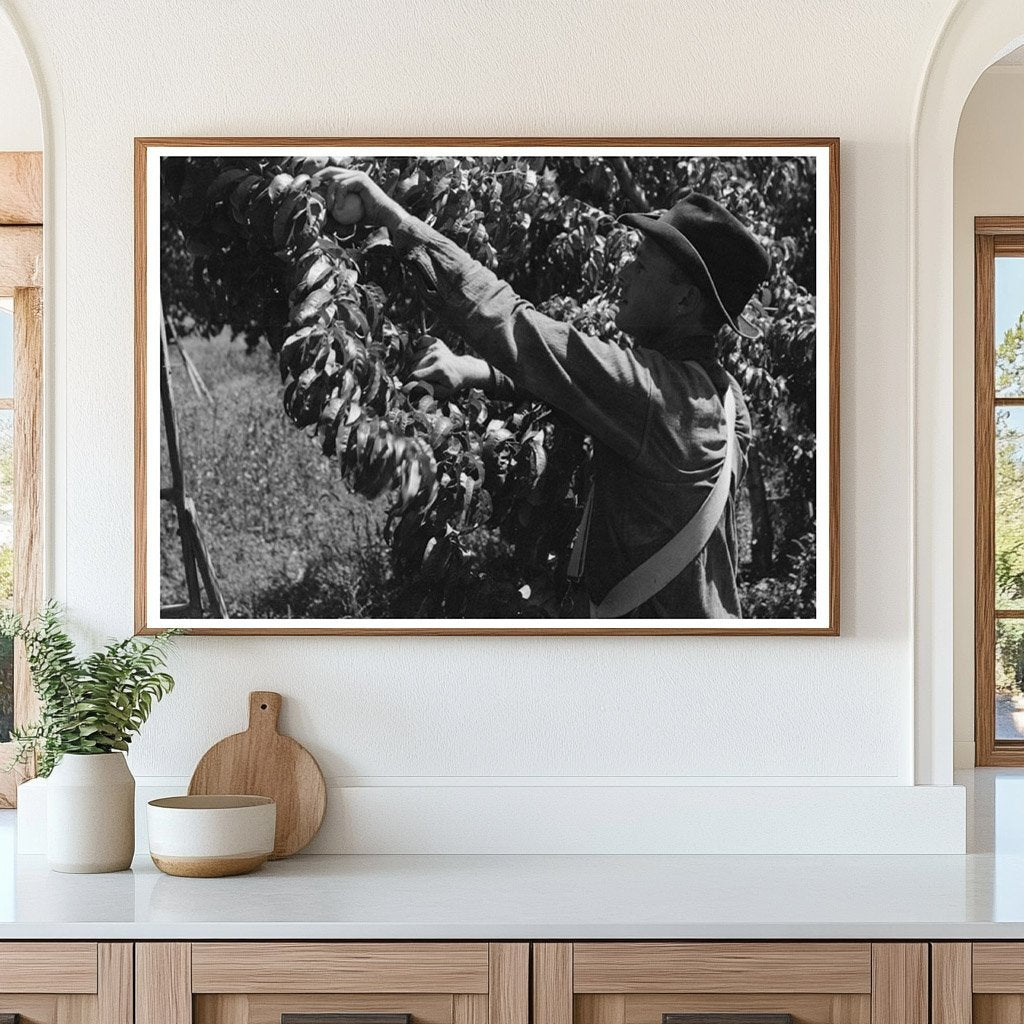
<box><xmin>135</xmin><ymin>137</ymin><xmax>839</xmax><ymax>635</ymax></box>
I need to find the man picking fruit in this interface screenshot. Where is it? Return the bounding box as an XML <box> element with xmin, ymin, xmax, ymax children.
<box><xmin>330</xmin><ymin>169</ymin><xmax>770</xmax><ymax>619</ymax></box>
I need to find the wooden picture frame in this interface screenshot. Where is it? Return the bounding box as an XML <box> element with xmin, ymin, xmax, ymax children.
<box><xmin>135</xmin><ymin>138</ymin><xmax>839</xmax><ymax>636</ymax></box>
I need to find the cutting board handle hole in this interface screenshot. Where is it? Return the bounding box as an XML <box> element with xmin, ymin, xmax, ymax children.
<box><xmin>260</xmin><ymin>703</ymin><xmax>268</xmax><ymax>710</ymax></box>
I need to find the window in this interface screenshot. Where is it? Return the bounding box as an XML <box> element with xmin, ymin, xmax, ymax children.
<box><xmin>0</xmin><ymin>150</ymin><xmax>43</xmax><ymax>806</ymax></box>
<box><xmin>976</xmin><ymin>219</ymin><xmax>1024</xmax><ymax>764</ymax></box>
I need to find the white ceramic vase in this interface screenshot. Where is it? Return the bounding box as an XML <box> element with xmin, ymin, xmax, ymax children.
<box><xmin>46</xmin><ymin>752</ymin><xmax>135</xmax><ymax>873</ymax></box>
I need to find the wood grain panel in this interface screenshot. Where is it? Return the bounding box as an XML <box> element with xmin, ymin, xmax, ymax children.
<box><xmin>972</xmin><ymin>944</ymin><xmax>1024</xmax><ymax>992</ymax></box>
<box><xmin>831</xmin><ymin>995</ymin><xmax>873</xmax><ymax>1024</ymax></box>
<box><xmin>576</xmin><ymin>996</ymin><xmax>625</xmax><ymax>1024</ymax></box>
<box><xmin>931</xmin><ymin>944</ymin><xmax>971</xmax><ymax>1024</ymax></box>
<box><xmin>534</xmin><ymin>944</ymin><xmax>572</xmax><ymax>1024</ymax></box>
<box><xmin>0</xmin><ymin>226</ymin><xmax>42</xmax><ymax>296</ymax></box>
<box><xmin>0</xmin><ymin>943</ymin><xmax>97</xmax><ymax>993</ymax></box>
<box><xmin>0</xmin><ymin>994</ymin><xmax>59</xmax><ymax>1024</ymax></box>
<box><xmin>453</xmin><ymin>994</ymin><xmax>486</xmax><ymax>1024</ymax></box>
<box><xmin>0</xmin><ymin>152</ymin><xmax>42</xmax><ymax>225</ymax></box>
<box><xmin>974</xmin><ymin>996</ymin><xmax>1024</xmax><ymax>1024</ymax></box>
<box><xmin>0</xmin><ymin>284</ymin><xmax>43</xmax><ymax>806</ymax></box>
<box><xmin>195</xmin><ymin>995</ymin><xmax>248</xmax><ymax>1024</ymax></box>
<box><xmin>976</xmin><ymin>229</ymin><xmax>998</xmax><ymax>766</ymax></box>
<box><xmin>14</xmin><ymin>285</ymin><xmax>43</xmax><ymax>726</ymax></box>
<box><xmin>488</xmin><ymin>944</ymin><xmax>528</xmax><ymax>1024</ymax></box>
<box><xmin>136</xmin><ymin>943</ymin><xmax>192</xmax><ymax>1024</ymax></box>
<box><xmin>870</xmin><ymin>945</ymin><xmax>927</xmax><ymax>1024</ymax></box>
<box><xmin>240</xmin><ymin>994</ymin><xmax>453</xmax><ymax>1024</ymax></box>
<box><xmin>993</xmin><ymin>237</ymin><xmax>1024</xmax><ymax>256</ymax></box>
<box><xmin>98</xmin><ymin>944</ymin><xmax>133</xmax><ymax>1024</ymax></box>
<box><xmin>573</xmin><ymin>944</ymin><xmax>871</xmax><ymax>994</ymax></box>
<box><xmin>977</xmin><ymin>218</ymin><xmax>1024</xmax><ymax>237</ymax></box>
<box><xmin>622</xmin><ymin>993</ymin><xmax>870</xmax><ymax>1024</ymax></box>
<box><xmin>192</xmin><ymin>944</ymin><xmax>489</xmax><ymax>994</ymax></box>
<box><xmin>56</xmin><ymin>994</ymin><xmax>95</xmax><ymax>1024</ymax></box>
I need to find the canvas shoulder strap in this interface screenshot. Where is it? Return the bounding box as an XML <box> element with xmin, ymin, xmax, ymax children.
<box><xmin>567</xmin><ymin>362</ymin><xmax>738</xmax><ymax>619</ymax></box>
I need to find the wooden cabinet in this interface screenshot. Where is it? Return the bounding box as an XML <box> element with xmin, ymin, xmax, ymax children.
<box><xmin>532</xmin><ymin>943</ymin><xmax>928</xmax><ymax>1024</ymax></box>
<box><xmin>932</xmin><ymin>943</ymin><xmax>1024</xmax><ymax>1024</ymax></box>
<box><xmin>136</xmin><ymin>944</ymin><xmax>528</xmax><ymax>1024</ymax></box>
<box><xmin>0</xmin><ymin>938</ymin><xmax>948</xmax><ymax>1024</ymax></box>
<box><xmin>925</xmin><ymin>943</ymin><xmax>1024</xmax><ymax>1024</ymax></box>
<box><xmin>0</xmin><ymin>943</ymin><xmax>131</xmax><ymax>1024</ymax></box>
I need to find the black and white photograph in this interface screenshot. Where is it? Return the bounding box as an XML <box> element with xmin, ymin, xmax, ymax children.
<box><xmin>137</xmin><ymin>140</ymin><xmax>838</xmax><ymax>634</ymax></box>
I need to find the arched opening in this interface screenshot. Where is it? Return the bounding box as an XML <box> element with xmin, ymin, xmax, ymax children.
<box><xmin>913</xmin><ymin>0</ymin><xmax>1024</xmax><ymax>786</ymax></box>
<box><xmin>954</xmin><ymin>47</ymin><xmax>1024</xmax><ymax>769</ymax></box>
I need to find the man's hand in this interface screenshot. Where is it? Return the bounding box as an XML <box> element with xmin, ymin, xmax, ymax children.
<box><xmin>325</xmin><ymin>169</ymin><xmax>407</xmax><ymax>234</ymax></box>
<box><xmin>407</xmin><ymin>335</ymin><xmax>491</xmax><ymax>399</ymax></box>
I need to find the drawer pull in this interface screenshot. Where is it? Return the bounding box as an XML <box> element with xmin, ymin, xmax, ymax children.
<box><xmin>283</xmin><ymin>1016</ymin><xmax>411</xmax><ymax>1024</ymax></box>
<box><xmin>664</xmin><ymin>1016</ymin><xmax>794</xmax><ymax>1024</ymax></box>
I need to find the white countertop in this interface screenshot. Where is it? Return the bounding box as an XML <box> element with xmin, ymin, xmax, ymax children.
<box><xmin>1</xmin><ymin>768</ymin><xmax>1022</xmax><ymax>941</ymax></box>
<box><xmin>0</xmin><ymin>847</ymin><xmax>1023</xmax><ymax>940</ymax></box>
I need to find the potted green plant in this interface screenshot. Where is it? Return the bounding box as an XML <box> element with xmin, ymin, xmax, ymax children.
<box><xmin>2</xmin><ymin>603</ymin><xmax>179</xmax><ymax>873</ymax></box>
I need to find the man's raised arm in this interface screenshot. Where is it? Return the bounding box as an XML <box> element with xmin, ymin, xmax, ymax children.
<box><xmin>330</xmin><ymin>170</ymin><xmax>652</xmax><ymax>463</ymax></box>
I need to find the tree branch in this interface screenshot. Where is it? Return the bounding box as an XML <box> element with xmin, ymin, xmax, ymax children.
<box><xmin>609</xmin><ymin>158</ymin><xmax>651</xmax><ymax>212</ymax></box>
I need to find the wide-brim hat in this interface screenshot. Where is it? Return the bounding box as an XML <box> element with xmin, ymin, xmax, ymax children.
<box><xmin>619</xmin><ymin>192</ymin><xmax>771</xmax><ymax>339</ymax></box>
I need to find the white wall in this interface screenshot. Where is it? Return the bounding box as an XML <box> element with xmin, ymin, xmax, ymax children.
<box><xmin>0</xmin><ymin>9</ymin><xmax>40</xmax><ymax>151</ymax></box>
<box><xmin>952</xmin><ymin>65</ymin><xmax>1024</xmax><ymax>767</ymax></box>
<box><xmin>0</xmin><ymin>0</ymin><xmax>974</xmax><ymax>852</ymax></box>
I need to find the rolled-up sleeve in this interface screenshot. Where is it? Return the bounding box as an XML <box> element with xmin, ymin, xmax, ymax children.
<box><xmin>392</xmin><ymin>216</ymin><xmax>652</xmax><ymax>462</ymax></box>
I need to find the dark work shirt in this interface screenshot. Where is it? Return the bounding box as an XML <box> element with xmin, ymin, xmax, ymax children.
<box><xmin>393</xmin><ymin>216</ymin><xmax>752</xmax><ymax>619</ymax></box>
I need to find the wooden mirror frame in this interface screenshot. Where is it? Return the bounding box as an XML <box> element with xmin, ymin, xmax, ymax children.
<box><xmin>0</xmin><ymin>151</ymin><xmax>43</xmax><ymax>807</ymax></box>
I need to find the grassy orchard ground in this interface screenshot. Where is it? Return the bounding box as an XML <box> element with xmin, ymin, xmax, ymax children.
<box><xmin>161</xmin><ymin>333</ymin><xmax>767</xmax><ymax>621</ymax></box>
<box><xmin>160</xmin><ymin>332</ymin><xmax>394</xmax><ymax>619</ymax></box>
<box><xmin>160</xmin><ymin>331</ymin><xmax>528</xmax><ymax>619</ymax></box>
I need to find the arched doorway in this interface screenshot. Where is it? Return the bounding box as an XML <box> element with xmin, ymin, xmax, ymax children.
<box><xmin>913</xmin><ymin>1</ymin><xmax>1024</xmax><ymax>785</ymax></box>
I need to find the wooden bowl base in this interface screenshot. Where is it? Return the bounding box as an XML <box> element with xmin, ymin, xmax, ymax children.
<box><xmin>151</xmin><ymin>853</ymin><xmax>268</xmax><ymax>878</ymax></box>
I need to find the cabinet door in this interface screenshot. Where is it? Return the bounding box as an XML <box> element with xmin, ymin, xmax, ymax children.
<box><xmin>944</xmin><ymin>943</ymin><xmax>1024</xmax><ymax>1024</ymax></box>
<box><xmin>0</xmin><ymin>943</ymin><xmax>131</xmax><ymax>1024</ymax></box>
<box><xmin>533</xmin><ymin>944</ymin><xmax>927</xmax><ymax>1024</ymax></box>
<box><xmin>137</xmin><ymin>943</ymin><xmax>528</xmax><ymax>1024</ymax></box>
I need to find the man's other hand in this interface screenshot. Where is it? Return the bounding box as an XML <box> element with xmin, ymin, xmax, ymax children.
<box><xmin>407</xmin><ymin>336</ymin><xmax>491</xmax><ymax>399</ymax></box>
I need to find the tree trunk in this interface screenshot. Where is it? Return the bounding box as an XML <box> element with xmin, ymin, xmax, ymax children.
<box><xmin>746</xmin><ymin>444</ymin><xmax>774</xmax><ymax>578</ymax></box>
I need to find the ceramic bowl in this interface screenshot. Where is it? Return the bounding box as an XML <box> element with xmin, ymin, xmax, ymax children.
<box><xmin>147</xmin><ymin>795</ymin><xmax>276</xmax><ymax>877</ymax></box>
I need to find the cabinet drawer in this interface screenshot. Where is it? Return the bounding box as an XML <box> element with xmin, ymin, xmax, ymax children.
<box><xmin>973</xmin><ymin>943</ymin><xmax>1024</xmax><ymax>992</ymax></box>
<box><xmin>571</xmin><ymin>943</ymin><xmax>871</xmax><ymax>1024</ymax></box>
<box><xmin>0</xmin><ymin>942</ymin><xmax>98</xmax><ymax>994</ymax></box>
<box><xmin>533</xmin><ymin>944</ymin><xmax>925</xmax><ymax>1024</ymax></box>
<box><xmin>572</xmin><ymin>943</ymin><xmax>872</xmax><ymax>994</ymax></box>
<box><xmin>139</xmin><ymin>942</ymin><xmax>528</xmax><ymax>1024</ymax></box>
<box><xmin>0</xmin><ymin>943</ymin><xmax>130</xmax><ymax>1024</ymax></box>
<box><xmin>191</xmin><ymin>943</ymin><xmax>491</xmax><ymax>993</ymax></box>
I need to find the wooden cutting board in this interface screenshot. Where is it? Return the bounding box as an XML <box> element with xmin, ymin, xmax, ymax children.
<box><xmin>188</xmin><ymin>691</ymin><xmax>326</xmax><ymax>859</ymax></box>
